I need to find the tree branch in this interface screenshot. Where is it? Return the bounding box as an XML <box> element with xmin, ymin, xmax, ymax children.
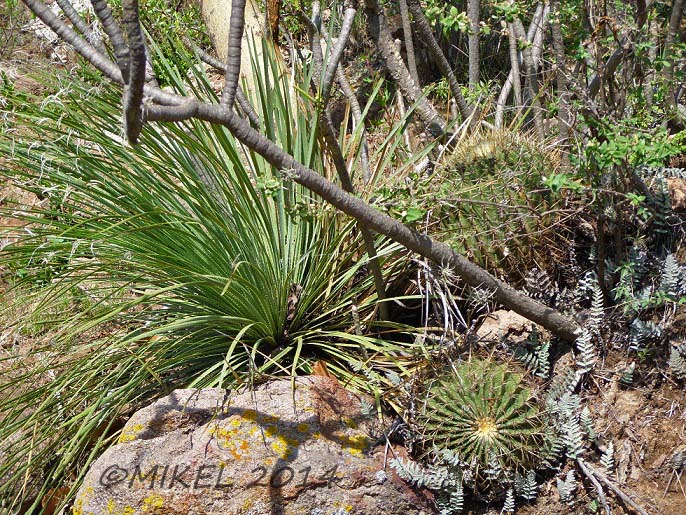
<box><xmin>91</xmin><ymin>0</ymin><xmax>130</xmax><ymax>82</ymax></box>
<box><xmin>399</xmin><ymin>0</ymin><xmax>419</xmax><ymax>84</ymax></box>
<box><xmin>121</xmin><ymin>0</ymin><xmax>146</xmax><ymax>143</ymax></box>
<box><xmin>321</xmin><ymin>3</ymin><xmax>357</xmax><ymax>105</ymax></box>
<box><xmin>55</xmin><ymin>0</ymin><xmax>105</xmax><ymax>53</ymax></box>
<box><xmin>221</xmin><ymin>0</ymin><xmax>247</xmax><ymax>108</ymax></box>
<box><xmin>188</xmin><ymin>41</ymin><xmax>260</xmax><ymax>127</ymax></box>
<box><xmin>495</xmin><ymin>3</ymin><xmax>548</xmax><ymax>128</ymax></box>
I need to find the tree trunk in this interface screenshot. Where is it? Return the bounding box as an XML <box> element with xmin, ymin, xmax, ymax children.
<box><xmin>405</xmin><ymin>0</ymin><xmax>473</xmax><ymax>121</ymax></box>
<box><xmin>399</xmin><ymin>0</ymin><xmax>420</xmax><ymax>84</ymax></box>
<box><xmin>467</xmin><ymin>0</ymin><xmax>480</xmax><ymax>88</ymax></box>
<box><xmin>663</xmin><ymin>0</ymin><xmax>686</xmax><ymax>118</ymax></box>
<box><xmin>364</xmin><ymin>0</ymin><xmax>446</xmax><ymax>137</ymax></box>
<box><xmin>551</xmin><ymin>0</ymin><xmax>571</xmax><ymax>167</ymax></box>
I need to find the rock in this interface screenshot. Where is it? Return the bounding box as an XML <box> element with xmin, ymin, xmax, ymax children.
<box><xmin>475</xmin><ymin>309</ymin><xmax>540</xmax><ymax>345</ymax></box>
<box><xmin>73</xmin><ymin>377</ymin><xmax>434</xmax><ymax>514</ymax></box>
<box><xmin>668</xmin><ymin>178</ymin><xmax>686</xmax><ymax>212</ymax></box>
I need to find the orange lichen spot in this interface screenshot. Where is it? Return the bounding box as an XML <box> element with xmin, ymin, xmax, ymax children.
<box><xmin>118</xmin><ymin>423</ymin><xmax>144</xmax><ymax>443</ymax></box>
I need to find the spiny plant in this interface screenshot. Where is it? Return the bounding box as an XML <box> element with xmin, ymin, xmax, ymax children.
<box><xmin>375</xmin><ymin>129</ymin><xmax>569</xmax><ymax>283</ymax></box>
<box><xmin>0</xmin><ymin>39</ymin><xmax>421</xmax><ymax>511</ymax></box>
<box><xmin>417</xmin><ymin>358</ymin><xmax>545</xmax><ymax>480</ymax></box>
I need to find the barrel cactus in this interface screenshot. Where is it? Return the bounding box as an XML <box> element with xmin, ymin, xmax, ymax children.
<box><xmin>418</xmin><ymin>359</ymin><xmax>545</xmax><ymax>479</ymax></box>
<box><xmin>428</xmin><ymin>130</ymin><xmax>566</xmax><ymax>282</ymax></box>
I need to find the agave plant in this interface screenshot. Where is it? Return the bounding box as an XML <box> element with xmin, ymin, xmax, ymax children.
<box><xmin>418</xmin><ymin>358</ymin><xmax>545</xmax><ymax>480</ymax></box>
<box><xmin>0</xmin><ymin>40</ymin><xmax>422</xmax><ymax>510</ymax></box>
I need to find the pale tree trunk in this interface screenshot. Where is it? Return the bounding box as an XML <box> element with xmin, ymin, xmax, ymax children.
<box><xmin>644</xmin><ymin>18</ymin><xmax>658</xmax><ymax>106</ymax></box>
<box><xmin>364</xmin><ymin>0</ymin><xmax>447</xmax><ymax>137</ymax></box>
<box><xmin>495</xmin><ymin>3</ymin><xmax>548</xmax><ymax>127</ymax></box>
<box><xmin>507</xmin><ymin>22</ymin><xmax>523</xmax><ymax>108</ymax></box>
<box><xmin>405</xmin><ymin>0</ymin><xmax>473</xmax><ymax>121</ymax></box>
<box><xmin>511</xmin><ymin>15</ymin><xmax>545</xmax><ymax>139</ymax></box>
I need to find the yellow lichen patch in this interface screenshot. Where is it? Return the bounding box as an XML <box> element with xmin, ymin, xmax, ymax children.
<box><xmin>269</xmin><ymin>434</ymin><xmax>301</xmax><ymax>459</ymax></box>
<box><xmin>72</xmin><ymin>485</ymin><xmax>93</xmax><ymax>515</ymax></box>
<box><xmin>270</xmin><ymin>436</ymin><xmax>291</xmax><ymax>459</ymax></box>
<box><xmin>123</xmin><ymin>507</ymin><xmax>135</xmax><ymax>515</ymax></box>
<box><xmin>264</xmin><ymin>425</ymin><xmax>279</xmax><ymax>437</ymax></box>
<box><xmin>142</xmin><ymin>493</ymin><xmax>164</xmax><ymax>511</ymax></box>
<box><xmin>212</xmin><ymin>425</ymin><xmax>252</xmax><ymax>460</ymax></box>
<box><xmin>106</xmin><ymin>499</ymin><xmax>117</xmax><ymax>513</ymax></box>
<box><xmin>227</xmin><ymin>416</ymin><xmax>243</xmax><ymax>429</ymax></box>
<box><xmin>242</xmin><ymin>409</ymin><xmax>257</xmax><ymax>421</ymax></box>
<box><xmin>118</xmin><ymin>423</ymin><xmax>144</xmax><ymax>443</ymax></box>
<box><xmin>295</xmin><ymin>423</ymin><xmax>311</xmax><ymax>433</ymax></box>
<box><xmin>333</xmin><ymin>501</ymin><xmax>354</xmax><ymax>512</ymax></box>
<box><xmin>345</xmin><ymin>433</ymin><xmax>370</xmax><ymax>457</ymax></box>
<box><xmin>342</xmin><ymin>417</ymin><xmax>357</xmax><ymax>429</ymax></box>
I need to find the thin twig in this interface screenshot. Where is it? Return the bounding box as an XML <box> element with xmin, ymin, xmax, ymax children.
<box><xmin>578</xmin><ymin>458</ymin><xmax>651</xmax><ymax>515</ymax></box>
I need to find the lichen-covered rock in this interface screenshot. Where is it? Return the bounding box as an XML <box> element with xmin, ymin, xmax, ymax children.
<box><xmin>73</xmin><ymin>377</ymin><xmax>433</xmax><ymax>514</ymax></box>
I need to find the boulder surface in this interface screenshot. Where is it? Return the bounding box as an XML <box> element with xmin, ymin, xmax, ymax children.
<box><xmin>73</xmin><ymin>376</ymin><xmax>433</xmax><ymax>514</ymax></box>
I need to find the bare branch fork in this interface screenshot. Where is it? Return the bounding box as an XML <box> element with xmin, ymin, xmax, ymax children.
<box><xmin>19</xmin><ymin>0</ymin><xmax>581</xmax><ymax>342</ymax></box>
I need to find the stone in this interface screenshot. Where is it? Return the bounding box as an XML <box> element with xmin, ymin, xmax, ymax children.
<box><xmin>475</xmin><ymin>309</ymin><xmax>540</xmax><ymax>345</ymax></box>
<box><xmin>668</xmin><ymin>178</ymin><xmax>686</xmax><ymax>212</ymax></box>
<box><xmin>73</xmin><ymin>377</ymin><xmax>434</xmax><ymax>514</ymax></box>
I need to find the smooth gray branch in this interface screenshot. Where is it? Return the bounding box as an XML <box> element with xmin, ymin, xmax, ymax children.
<box><xmin>405</xmin><ymin>0</ymin><xmax>472</xmax><ymax>122</ymax></box>
<box><xmin>55</xmin><ymin>0</ymin><xmax>104</xmax><ymax>53</ymax></box>
<box><xmin>321</xmin><ymin>5</ymin><xmax>357</xmax><ymax>104</ymax></box>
